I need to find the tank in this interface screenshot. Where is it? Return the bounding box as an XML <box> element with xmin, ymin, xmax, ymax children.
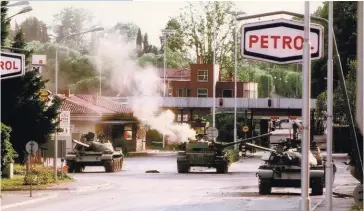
<box><xmin>247</xmin><ymin>137</ymin><xmax>336</xmax><ymax>195</ymax></box>
<box><xmin>176</xmin><ymin>133</ymin><xmax>272</xmax><ymax>174</ymax></box>
<box><xmin>65</xmin><ymin>132</ymin><xmax>124</xmax><ymax>173</ymax></box>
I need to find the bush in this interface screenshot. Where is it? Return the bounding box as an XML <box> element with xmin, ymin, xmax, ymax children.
<box><xmin>14</xmin><ymin>164</ymin><xmax>26</xmax><ymax>175</ymax></box>
<box><xmin>23</xmin><ymin>165</ymin><xmax>71</xmax><ymax>185</ymax></box>
<box><xmin>1</xmin><ymin>123</ymin><xmax>18</xmax><ymax>173</ymax></box>
<box><xmin>224</xmin><ymin>149</ymin><xmax>240</xmax><ymax>164</ymax></box>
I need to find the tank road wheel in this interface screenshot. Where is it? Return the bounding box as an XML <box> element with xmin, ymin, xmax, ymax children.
<box><xmin>259</xmin><ymin>178</ymin><xmax>272</xmax><ymax>195</ymax></box>
<box><xmin>104</xmin><ymin>160</ymin><xmax>113</xmax><ymax>172</ymax></box>
<box><xmin>74</xmin><ymin>164</ymin><xmax>84</xmax><ymax>173</ymax></box>
<box><xmin>311</xmin><ymin>178</ymin><xmax>324</xmax><ymax>195</ymax></box>
<box><xmin>67</xmin><ymin>161</ymin><xmax>76</xmax><ymax>173</ymax></box>
<box><xmin>353</xmin><ymin>184</ymin><xmax>363</xmax><ymax>206</ymax></box>
<box><xmin>119</xmin><ymin>158</ymin><xmax>123</xmax><ymax>170</ymax></box>
<box><xmin>177</xmin><ymin>162</ymin><xmax>189</xmax><ymax>173</ymax></box>
<box><xmin>216</xmin><ymin>163</ymin><xmax>228</xmax><ymax>174</ymax></box>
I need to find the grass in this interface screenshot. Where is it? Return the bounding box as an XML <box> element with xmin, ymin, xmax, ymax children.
<box><xmin>1</xmin><ymin>164</ymin><xmax>73</xmax><ymax>191</ymax></box>
<box><xmin>1</xmin><ymin>175</ymin><xmax>73</xmax><ymax>191</ymax></box>
<box><xmin>351</xmin><ymin>203</ymin><xmax>363</xmax><ymax>211</ymax></box>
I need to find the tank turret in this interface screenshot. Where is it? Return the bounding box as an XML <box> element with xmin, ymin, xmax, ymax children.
<box><xmin>246</xmin><ymin>138</ymin><xmax>336</xmax><ymax>195</ymax></box>
<box><xmin>176</xmin><ymin>133</ymin><xmax>272</xmax><ymax>174</ymax></box>
<box><xmin>66</xmin><ymin>131</ymin><xmax>124</xmax><ymax>173</ymax></box>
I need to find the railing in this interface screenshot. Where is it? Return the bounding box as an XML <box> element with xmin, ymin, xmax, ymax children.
<box><xmin>110</xmin><ymin>97</ymin><xmax>317</xmax><ymax>109</ymax></box>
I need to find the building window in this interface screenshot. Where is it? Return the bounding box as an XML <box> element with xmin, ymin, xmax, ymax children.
<box><xmin>197</xmin><ymin>88</ymin><xmax>208</xmax><ymax>97</ymax></box>
<box><xmin>186</xmin><ymin>89</ymin><xmax>191</xmax><ymax>97</ymax></box>
<box><xmin>222</xmin><ymin>89</ymin><xmax>233</xmax><ymax>98</ymax></box>
<box><xmin>177</xmin><ymin>89</ymin><xmax>183</xmax><ymax>97</ymax></box>
<box><xmin>197</xmin><ymin>70</ymin><xmax>208</xmax><ymax>82</ymax></box>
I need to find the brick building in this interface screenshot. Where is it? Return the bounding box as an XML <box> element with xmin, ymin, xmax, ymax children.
<box><xmin>158</xmin><ymin>63</ymin><xmax>258</xmax><ymax>99</ymax></box>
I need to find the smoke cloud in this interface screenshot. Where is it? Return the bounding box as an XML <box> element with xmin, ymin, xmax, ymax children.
<box><xmin>91</xmin><ymin>33</ymin><xmax>196</xmax><ymax>144</ymax></box>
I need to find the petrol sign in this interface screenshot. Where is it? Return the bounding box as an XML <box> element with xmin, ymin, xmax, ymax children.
<box><xmin>1</xmin><ymin>52</ymin><xmax>25</xmax><ymax>79</ymax></box>
<box><xmin>241</xmin><ymin>19</ymin><xmax>324</xmax><ymax>64</ymax></box>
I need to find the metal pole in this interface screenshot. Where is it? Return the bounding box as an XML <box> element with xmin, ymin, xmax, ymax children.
<box><xmin>301</xmin><ymin>2</ymin><xmax>311</xmax><ymax>211</ymax></box>
<box><xmin>358</xmin><ymin>0</ymin><xmax>364</xmax><ymax>135</ymax></box>
<box><xmin>54</xmin><ymin>45</ymin><xmax>59</xmax><ymax>181</ymax></box>
<box><xmin>162</xmin><ymin>34</ymin><xmax>167</xmax><ymax>149</ymax></box>
<box><xmin>212</xmin><ymin>3</ymin><xmax>216</xmax><ymax>129</ymax></box>
<box><xmin>325</xmin><ymin>2</ymin><xmax>334</xmax><ymax>210</ymax></box>
<box><xmin>234</xmin><ymin>15</ymin><xmax>238</xmax><ymax>149</ymax></box>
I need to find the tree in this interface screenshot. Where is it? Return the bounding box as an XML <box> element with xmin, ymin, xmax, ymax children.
<box><xmin>1</xmin><ymin>1</ymin><xmax>10</xmax><ymax>46</ymax></box>
<box><xmin>20</xmin><ymin>17</ymin><xmax>50</xmax><ymax>43</ymax></box>
<box><xmin>11</xmin><ymin>29</ymin><xmax>33</xmax><ymax>66</ymax></box>
<box><xmin>109</xmin><ymin>22</ymin><xmax>139</xmax><ymax>42</ymax></box>
<box><xmin>311</xmin><ymin>1</ymin><xmax>358</xmax><ymax>97</ymax></box>
<box><xmin>172</xmin><ymin>2</ymin><xmax>235</xmax><ymax>76</ymax></box>
<box><xmin>160</xmin><ymin>18</ymin><xmax>186</xmax><ymax>53</ymax></box>
<box><xmin>136</xmin><ymin>28</ymin><xmax>143</xmax><ymax>55</ymax></box>
<box><xmin>1</xmin><ymin>30</ymin><xmax>62</xmax><ymax>162</ymax></box>
<box><xmin>1</xmin><ymin>123</ymin><xmax>18</xmax><ymax>173</ymax></box>
<box><xmin>52</xmin><ymin>7</ymin><xmax>93</xmax><ymax>49</ymax></box>
<box><xmin>143</xmin><ymin>33</ymin><xmax>149</xmax><ymax>54</ymax></box>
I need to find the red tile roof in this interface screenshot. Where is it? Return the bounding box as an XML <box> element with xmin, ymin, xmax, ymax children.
<box><xmin>59</xmin><ymin>94</ymin><xmax>132</xmax><ymax>115</ymax></box>
<box><xmin>157</xmin><ymin>68</ymin><xmax>190</xmax><ymax>80</ymax></box>
<box><xmin>77</xmin><ymin>95</ymin><xmax>132</xmax><ymax>114</ymax></box>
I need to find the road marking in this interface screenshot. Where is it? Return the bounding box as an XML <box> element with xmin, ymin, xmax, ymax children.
<box><xmin>2</xmin><ymin>194</ymin><xmax>58</xmax><ymax>210</ymax></box>
<box><xmin>311</xmin><ymin>185</ymin><xmax>342</xmax><ymax>210</ymax></box>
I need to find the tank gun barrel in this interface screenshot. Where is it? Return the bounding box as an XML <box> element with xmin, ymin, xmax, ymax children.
<box><xmin>222</xmin><ymin>133</ymin><xmax>272</xmax><ymax>148</ymax></box>
<box><xmin>72</xmin><ymin>139</ymin><xmax>90</xmax><ymax>148</ymax></box>
<box><xmin>245</xmin><ymin>142</ymin><xmax>276</xmax><ymax>152</ymax></box>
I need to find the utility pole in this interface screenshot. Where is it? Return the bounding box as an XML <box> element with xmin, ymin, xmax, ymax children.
<box><xmin>227</xmin><ymin>10</ymin><xmax>246</xmax><ymax>150</ymax></box>
<box><xmin>161</xmin><ymin>29</ymin><xmax>176</xmax><ymax>148</ymax></box>
<box><xmin>301</xmin><ymin>2</ymin><xmax>312</xmax><ymax>210</ymax></box>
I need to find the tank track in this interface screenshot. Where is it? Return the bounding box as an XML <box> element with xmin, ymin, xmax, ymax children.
<box><xmin>104</xmin><ymin>157</ymin><xmax>124</xmax><ymax>173</ymax></box>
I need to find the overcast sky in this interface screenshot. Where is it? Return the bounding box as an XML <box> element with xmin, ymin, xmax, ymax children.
<box><xmin>9</xmin><ymin>1</ymin><xmax>324</xmax><ymax>46</ymax></box>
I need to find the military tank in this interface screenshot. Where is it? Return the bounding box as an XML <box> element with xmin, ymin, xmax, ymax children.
<box><xmin>66</xmin><ymin>132</ymin><xmax>124</xmax><ymax>173</ymax></box>
<box><xmin>247</xmin><ymin>138</ymin><xmax>336</xmax><ymax>195</ymax></box>
<box><xmin>176</xmin><ymin>133</ymin><xmax>272</xmax><ymax>174</ymax></box>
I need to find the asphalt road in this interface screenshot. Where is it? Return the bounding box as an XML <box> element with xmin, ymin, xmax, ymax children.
<box><xmin>4</xmin><ymin>154</ymin><xmax>357</xmax><ymax>211</ymax></box>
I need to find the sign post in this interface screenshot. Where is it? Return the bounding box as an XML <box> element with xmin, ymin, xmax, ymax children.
<box><xmin>301</xmin><ymin>3</ymin><xmax>312</xmax><ymax>210</ymax></box>
<box><xmin>239</xmin><ymin>9</ymin><xmax>325</xmax><ymax>211</ymax></box>
<box><xmin>26</xmin><ymin>141</ymin><xmax>38</xmax><ymax>197</ymax></box>
<box><xmin>55</xmin><ymin>111</ymin><xmax>70</xmax><ymax>180</ymax></box>
<box><xmin>1</xmin><ymin>52</ymin><xmax>25</xmax><ymax>79</ymax></box>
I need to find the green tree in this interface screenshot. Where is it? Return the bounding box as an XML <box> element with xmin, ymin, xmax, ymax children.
<box><xmin>311</xmin><ymin>1</ymin><xmax>358</xmax><ymax>97</ymax></box>
<box><xmin>1</xmin><ymin>71</ymin><xmax>62</xmax><ymax>163</ymax></box>
<box><xmin>136</xmin><ymin>28</ymin><xmax>143</xmax><ymax>55</ymax></box>
<box><xmin>52</xmin><ymin>7</ymin><xmax>93</xmax><ymax>49</ymax></box>
<box><xmin>11</xmin><ymin>29</ymin><xmax>33</xmax><ymax>66</ymax></box>
<box><xmin>20</xmin><ymin>17</ymin><xmax>50</xmax><ymax>43</ymax></box>
<box><xmin>160</xmin><ymin>18</ymin><xmax>186</xmax><ymax>53</ymax></box>
<box><xmin>109</xmin><ymin>22</ymin><xmax>139</xmax><ymax>42</ymax></box>
<box><xmin>1</xmin><ymin>1</ymin><xmax>10</xmax><ymax>46</ymax></box>
<box><xmin>176</xmin><ymin>2</ymin><xmax>235</xmax><ymax>74</ymax></box>
<box><xmin>1</xmin><ymin>123</ymin><xmax>18</xmax><ymax>173</ymax></box>
<box><xmin>143</xmin><ymin>33</ymin><xmax>149</xmax><ymax>54</ymax></box>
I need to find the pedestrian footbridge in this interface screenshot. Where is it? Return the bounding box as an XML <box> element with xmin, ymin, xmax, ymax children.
<box><xmin>111</xmin><ymin>97</ymin><xmax>317</xmax><ymax>110</ymax></box>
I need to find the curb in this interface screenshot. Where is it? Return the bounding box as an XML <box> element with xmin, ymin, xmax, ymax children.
<box><xmin>69</xmin><ymin>182</ymin><xmax>111</xmax><ymax>193</ymax></box>
<box><xmin>1</xmin><ymin>194</ymin><xmax>58</xmax><ymax>210</ymax></box>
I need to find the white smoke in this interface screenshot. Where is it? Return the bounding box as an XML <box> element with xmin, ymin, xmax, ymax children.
<box><xmin>91</xmin><ymin>33</ymin><xmax>196</xmax><ymax>144</ymax></box>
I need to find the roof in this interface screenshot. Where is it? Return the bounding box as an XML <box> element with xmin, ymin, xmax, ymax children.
<box><xmin>157</xmin><ymin>68</ymin><xmax>190</xmax><ymax>80</ymax></box>
<box><xmin>59</xmin><ymin>94</ymin><xmax>132</xmax><ymax>115</ymax></box>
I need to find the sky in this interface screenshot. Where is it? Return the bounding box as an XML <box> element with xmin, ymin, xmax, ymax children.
<box><xmin>8</xmin><ymin>1</ymin><xmax>324</xmax><ymax>47</ymax></box>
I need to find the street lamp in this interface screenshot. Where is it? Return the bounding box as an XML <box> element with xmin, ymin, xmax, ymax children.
<box><xmin>161</xmin><ymin>29</ymin><xmax>175</xmax><ymax>149</ymax></box>
<box><xmin>227</xmin><ymin>10</ymin><xmax>246</xmax><ymax>150</ymax></box>
<box><xmin>54</xmin><ymin>27</ymin><xmax>104</xmax><ymax>180</ymax></box>
<box><xmin>161</xmin><ymin>29</ymin><xmax>176</xmax><ymax>97</ymax></box>
<box><xmin>5</xmin><ymin>1</ymin><xmax>30</xmax><ymax>7</ymax></box>
<box><xmin>5</xmin><ymin>6</ymin><xmax>33</xmax><ymax>21</ymax></box>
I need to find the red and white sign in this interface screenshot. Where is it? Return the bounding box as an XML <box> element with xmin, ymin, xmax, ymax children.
<box><xmin>1</xmin><ymin>52</ymin><xmax>25</xmax><ymax>80</ymax></box>
<box><xmin>241</xmin><ymin>19</ymin><xmax>324</xmax><ymax>64</ymax></box>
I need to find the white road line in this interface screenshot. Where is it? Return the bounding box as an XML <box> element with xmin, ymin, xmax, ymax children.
<box><xmin>312</xmin><ymin>185</ymin><xmax>342</xmax><ymax>210</ymax></box>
